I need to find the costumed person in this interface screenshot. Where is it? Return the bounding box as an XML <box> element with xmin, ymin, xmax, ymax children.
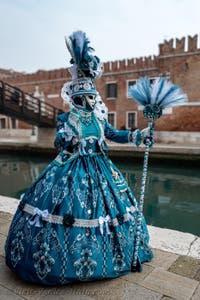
<box><xmin>4</xmin><ymin>31</ymin><xmax>153</xmax><ymax>285</ymax></box>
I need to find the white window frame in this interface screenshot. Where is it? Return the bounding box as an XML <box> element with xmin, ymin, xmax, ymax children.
<box><xmin>106</xmin><ymin>81</ymin><xmax>117</xmax><ymax>100</ymax></box>
<box><xmin>126</xmin><ymin>111</ymin><xmax>137</xmax><ymax>129</ymax></box>
<box><xmin>149</xmin><ymin>76</ymin><xmax>157</xmax><ymax>84</ymax></box>
<box><xmin>9</xmin><ymin>117</ymin><xmax>19</xmax><ymax>129</ymax></box>
<box><xmin>163</xmin><ymin>107</ymin><xmax>173</xmax><ymax>114</ymax></box>
<box><xmin>108</xmin><ymin>112</ymin><xmax>117</xmax><ymax>127</ymax></box>
<box><xmin>126</xmin><ymin>79</ymin><xmax>137</xmax><ymax>98</ymax></box>
<box><xmin>47</xmin><ymin>94</ymin><xmax>59</xmax><ymax>99</ymax></box>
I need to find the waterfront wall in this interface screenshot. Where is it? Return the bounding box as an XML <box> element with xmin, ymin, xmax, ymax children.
<box><xmin>0</xmin><ymin>130</ymin><xmax>200</xmax><ymax>146</ymax></box>
<box><xmin>0</xmin><ymin>128</ymin><xmax>55</xmax><ymax>148</ymax></box>
<box><xmin>154</xmin><ymin>131</ymin><xmax>200</xmax><ymax>145</ymax></box>
<box><xmin>0</xmin><ymin>129</ymin><xmax>32</xmax><ymax>138</ymax></box>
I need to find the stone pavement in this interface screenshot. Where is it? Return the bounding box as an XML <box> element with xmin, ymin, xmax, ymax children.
<box><xmin>0</xmin><ymin>211</ymin><xmax>200</xmax><ymax>300</ymax></box>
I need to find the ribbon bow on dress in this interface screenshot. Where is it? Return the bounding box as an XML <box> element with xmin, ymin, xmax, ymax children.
<box><xmin>98</xmin><ymin>215</ymin><xmax>111</xmax><ymax>235</ymax></box>
<box><xmin>29</xmin><ymin>208</ymin><xmax>49</xmax><ymax>227</ymax></box>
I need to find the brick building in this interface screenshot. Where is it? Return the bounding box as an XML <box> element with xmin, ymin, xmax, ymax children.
<box><xmin>1</xmin><ymin>34</ymin><xmax>200</xmax><ymax>133</ymax></box>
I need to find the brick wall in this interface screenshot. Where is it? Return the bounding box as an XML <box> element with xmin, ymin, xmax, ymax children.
<box><xmin>3</xmin><ymin>34</ymin><xmax>200</xmax><ymax>132</ymax></box>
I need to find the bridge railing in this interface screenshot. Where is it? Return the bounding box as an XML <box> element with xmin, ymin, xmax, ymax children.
<box><xmin>0</xmin><ymin>80</ymin><xmax>63</xmax><ymax>127</ymax></box>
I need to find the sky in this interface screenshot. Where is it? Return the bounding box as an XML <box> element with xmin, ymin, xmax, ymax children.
<box><xmin>0</xmin><ymin>0</ymin><xmax>200</xmax><ymax>73</ymax></box>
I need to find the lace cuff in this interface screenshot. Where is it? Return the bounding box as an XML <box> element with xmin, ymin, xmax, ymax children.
<box><xmin>128</xmin><ymin>129</ymin><xmax>142</xmax><ymax>147</ymax></box>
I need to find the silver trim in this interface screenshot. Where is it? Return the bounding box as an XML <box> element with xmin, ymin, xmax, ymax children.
<box><xmin>23</xmin><ymin>204</ymin><xmax>137</xmax><ymax>228</ymax></box>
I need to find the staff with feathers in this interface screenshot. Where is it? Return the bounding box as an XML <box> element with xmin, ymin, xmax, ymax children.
<box><xmin>129</xmin><ymin>76</ymin><xmax>187</xmax><ymax>270</ymax></box>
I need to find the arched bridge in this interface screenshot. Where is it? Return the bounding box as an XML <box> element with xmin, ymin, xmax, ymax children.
<box><xmin>0</xmin><ymin>81</ymin><xmax>64</xmax><ymax>127</ymax></box>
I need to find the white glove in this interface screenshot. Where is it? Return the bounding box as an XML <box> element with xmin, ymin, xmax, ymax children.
<box><xmin>141</xmin><ymin>127</ymin><xmax>150</xmax><ymax>139</ymax></box>
<box><xmin>141</xmin><ymin>126</ymin><xmax>154</xmax><ymax>147</ymax></box>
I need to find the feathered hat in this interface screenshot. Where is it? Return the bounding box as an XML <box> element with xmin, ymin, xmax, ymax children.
<box><xmin>61</xmin><ymin>31</ymin><xmax>103</xmax><ymax>105</ymax></box>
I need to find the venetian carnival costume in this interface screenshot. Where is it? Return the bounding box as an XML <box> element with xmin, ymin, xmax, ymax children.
<box><xmin>5</xmin><ymin>31</ymin><xmax>153</xmax><ymax>285</ymax></box>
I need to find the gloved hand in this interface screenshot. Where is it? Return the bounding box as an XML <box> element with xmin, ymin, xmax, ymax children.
<box><xmin>141</xmin><ymin>125</ymin><xmax>154</xmax><ymax>147</ymax></box>
<box><xmin>141</xmin><ymin>127</ymin><xmax>150</xmax><ymax>139</ymax></box>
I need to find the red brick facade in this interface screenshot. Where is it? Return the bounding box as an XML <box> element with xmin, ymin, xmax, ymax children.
<box><xmin>3</xmin><ymin>34</ymin><xmax>200</xmax><ymax>131</ymax></box>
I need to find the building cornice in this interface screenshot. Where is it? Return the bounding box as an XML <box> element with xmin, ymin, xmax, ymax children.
<box><xmin>9</xmin><ymin>77</ymin><xmax>68</xmax><ymax>87</ymax></box>
<box><xmin>178</xmin><ymin>101</ymin><xmax>200</xmax><ymax>106</ymax></box>
<box><xmin>158</xmin><ymin>51</ymin><xmax>200</xmax><ymax>59</ymax></box>
<box><xmin>102</xmin><ymin>67</ymin><xmax>159</xmax><ymax>77</ymax></box>
<box><xmin>8</xmin><ymin>68</ymin><xmax>160</xmax><ymax>86</ymax></box>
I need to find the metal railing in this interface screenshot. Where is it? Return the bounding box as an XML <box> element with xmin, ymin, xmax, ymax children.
<box><xmin>0</xmin><ymin>80</ymin><xmax>64</xmax><ymax>127</ymax></box>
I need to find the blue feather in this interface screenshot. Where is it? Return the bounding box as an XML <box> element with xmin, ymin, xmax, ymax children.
<box><xmin>153</xmin><ymin>77</ymin><xmax>165</xmax><ymax>103</ymax></box>
<box><xmin>129</xmin><ymin>76</ymin><xmax>187</xmax><ymax>119</ymax></box>
<box><xmin>129</xmin><ymin>77</ymin><xmax>151</xmax><ymax>105</ymax></box>
<box><xmin>67</xmin><ymin>31</ymin><xmax>101</xmax><ymax>79</ymax></box>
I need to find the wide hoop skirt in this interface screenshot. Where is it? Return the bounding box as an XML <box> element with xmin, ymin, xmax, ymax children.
<box><xmin>5</xmin><ymin>152</ymin><xmax>153</xmax><ymax>285</ymax></box>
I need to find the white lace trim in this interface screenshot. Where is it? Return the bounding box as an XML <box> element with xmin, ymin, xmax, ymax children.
<box><xmin>93</xmin><ymin>92</ymin><xmax>108</xmax><ymax>121</ymax></box>
<box><xmin>23</xmin><ymin>204</ymin><xmax>137</xmax><ymax>228</ymax></box>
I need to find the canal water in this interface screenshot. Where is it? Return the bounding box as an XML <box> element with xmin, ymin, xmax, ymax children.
<box><xmin>0</xmin><ymin>153</ymin><xmax>199</xmax><ymax>236</ymax></box>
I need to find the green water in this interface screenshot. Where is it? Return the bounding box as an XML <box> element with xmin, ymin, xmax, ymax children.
<box><xmin>0</xmin><ymin>153</ymin><xmax>199</xmax><ymax>236</ymax></box>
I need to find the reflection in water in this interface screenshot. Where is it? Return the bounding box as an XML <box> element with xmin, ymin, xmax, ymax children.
<box><xmin>0</xmin><ymin>154</ymin><xmax>199</xmax><ymax>236</ymax></box>
<box><xmin>0</xmin><ymin>155</ymin><xmax>49</xmax><ymax>198</ymax></box>
<box><xmin>117</xmin><ymin>161</ymin><xmax>200</xmax><ymax>236</ymax></box>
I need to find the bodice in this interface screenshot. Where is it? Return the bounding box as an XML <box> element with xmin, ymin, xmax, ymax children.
<box><xmin>54</xmin><ymin>110</ymin><xmax>142</xmax><ymax>165</ymax></box>
<box><xmin>79</xmin><ymin>111</ymin><xmax>101</xmax><ymax>139</ymax></box>
<box><xmin>76</xmin><ymin>111</ymin><xmax>101</xmax><ymax>153</ymax></box>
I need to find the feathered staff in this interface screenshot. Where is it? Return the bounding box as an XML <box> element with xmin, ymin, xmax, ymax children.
<box><xmin>129</xmin><ymin>76</ymin><xmax>187</xmax><ymax>271</ymax></box>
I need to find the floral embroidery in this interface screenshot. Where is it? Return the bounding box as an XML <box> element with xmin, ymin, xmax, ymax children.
<box><xmin>52</xmin><ymin>185</ymin><xmax>62</xmax><ymax>204</ymax></box>
<box><xmin>11</xmin><ymin>231</ymin><xmax>24</xmax><ymax>267</ymax></box>
<box><xmin>76</xmin><ymin>188</ymin><xmax>87</xmax><ymax>208</ymax></box>
<box><xmin>128</xmin><ymin>224</ymin><xmax>136</xmax><ymax>240</ymax></box>
<box><xmin>74</xmin><ymin>248</ymin><xmax>97</xmax><ymax>281</ymax></box>
<box><xmin>32</xmin><ymin>225</ymin><xmax>62</xmax><ymax>279</ymax></box>
<box><xmin>10</xmin><ymin>214</ymin><xmax>32</xmax><ymax>244</ymax></box>
<box><xmin>34</xmin><ymin>179</ymin><xmax>53</xmax><ymax>202</ymax></box>
<box><xmin>33</xmin><ymin>242</ymin><xmax>55</xmax><ymax>280</ymax></box>
<box><xmin>33</xmin><ymin>226</ymin><xmax>62</xmax><ymax>255</ymax></box>
<box><xmin>32</xmin><ymin>165</ymin><xmax>59</xmax><ymax>202</ymax></box>
<box><xmin>98</xmin><ymin>174</ymin><xmax>107</xmax><ymax>190</ymax></box>
<box><xmin>70</xmin><ymin>233</ymin><xmax>100</xmax><ymax>255</ymax></box>
<box><xmin>112</xmin><ymin>251</ymin><xmax>126</xmax><ymax>273</ymax></box>
<box><xmin>69</xmin><ymin>232</ymin><xmax>100</xmax><ymax>280</ymax></box>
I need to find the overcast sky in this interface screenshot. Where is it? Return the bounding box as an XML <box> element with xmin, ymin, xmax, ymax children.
<box><xmin>0</xmin><ymin>0</ymin><xmax>200</xmax><ymax>73</ymax></box>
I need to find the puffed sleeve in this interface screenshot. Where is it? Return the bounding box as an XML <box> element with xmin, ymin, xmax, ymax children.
<box><xmin>104</xmin><ymin>120</ymin><xmax>142</xmax><ymax>146</ymax></box>
<box><xmin>54</xmin><ymin>113</ymin><xmax>72</xmax><ymax>151</ymax></box>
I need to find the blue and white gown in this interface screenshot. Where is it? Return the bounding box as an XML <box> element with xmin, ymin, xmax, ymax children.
<box><xmin>5</xmin><ymin>108</ymin><xmax>153</xmax><ymax>285</ymax></box>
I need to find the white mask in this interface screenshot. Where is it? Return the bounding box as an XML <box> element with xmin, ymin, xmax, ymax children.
<box><xmin>72</xmin><ymin>94</ymin><xmax>96</xmax><ymax>112</ymax></box>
